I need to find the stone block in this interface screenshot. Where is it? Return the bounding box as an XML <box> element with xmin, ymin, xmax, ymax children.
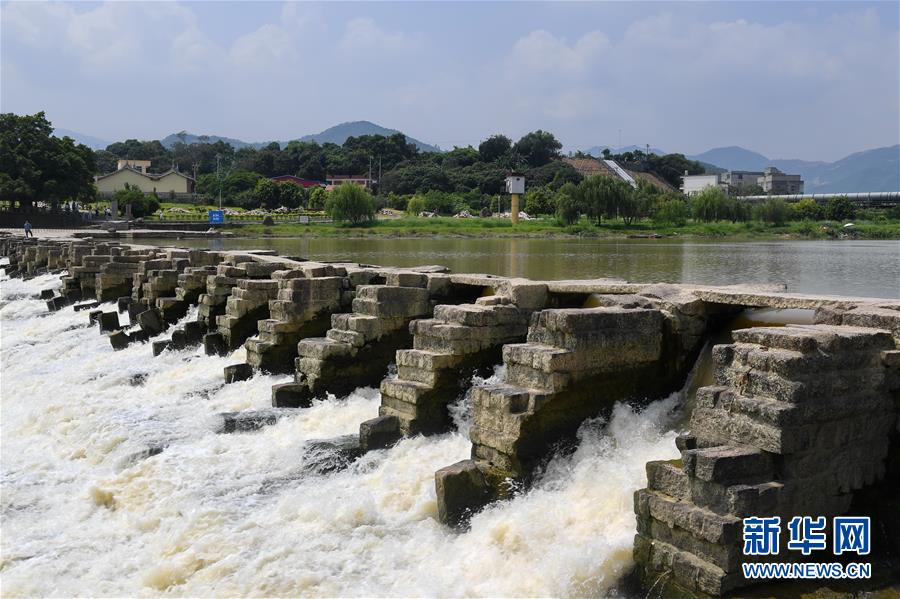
<box><xmin>682</xmin><ymin>445</ymin><xmax>773</xmax><ymax>485</ymax></box>
<box><xmin>224</xmin><ymin>363</ymin><xmax>253</xmax><ymax>384</ymax></box>
<box><xmin>137</xmin><ymin>308</ymin><xmax>167</xmax><ymax>336</ymax></box>
<box><xmin>184</xmin><ymin>321</ymin><xmax>205</xmax><ymax>344</ymax></box>
<box><xmin>117</xmin><ymin>296</ymin><xmax>132</xmax><ymax>313</ymax></box>
<box><xmin>109</xmin><ymin>329</ymin><xmax>130</xmax><ymax>351</ymax></box>
<box><xmin>98</xmin><ymin>311</ymin><xmax>121</xmax><ymax>332</ymax></box>
<box><xmin>359</xmin><ymin>415</ymin><xmax>401</xmax><ymax>452</ymax></box>
<box><xmin>152</xmin><ymin>340</ymin><xmax>173</xmax><ymax>356</ymax></box>
<box><xmin>271</xmin><ymin>383</ymin><xmax>312</xmax><ymax>408</ymax></box>
<box><xmin>204</xmin><ymin>331</ymin><xmax>227</xmax><ymax>356</ymax></box>
<box><xmin>386</xmin><ymin>271</ymin><xmax>428</xmax><ymax>288</ymax></box>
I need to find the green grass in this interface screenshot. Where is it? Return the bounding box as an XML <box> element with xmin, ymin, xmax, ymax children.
<box><xmin>233</xmin><ymin>216</ymin><xmax>900</xmax><ymax>240</ymax></box>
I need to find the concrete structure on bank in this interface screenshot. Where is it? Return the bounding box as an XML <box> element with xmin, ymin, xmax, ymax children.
<box><xmin>2</xmin><ymin>232</ymin><xmax>898</xmax><ymax>598</ymax></box>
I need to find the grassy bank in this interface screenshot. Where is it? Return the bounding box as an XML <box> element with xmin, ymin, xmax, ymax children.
<box><xmin>233</xmin><ymin>216</ymin><xmax>900</xmax><ymax>240</ymax></box>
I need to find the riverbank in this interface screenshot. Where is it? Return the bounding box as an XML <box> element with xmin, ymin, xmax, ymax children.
<box><xmin>233</xmin><ymin>217</ymin><xmax>900</xmax><ymax>240</ymax></box>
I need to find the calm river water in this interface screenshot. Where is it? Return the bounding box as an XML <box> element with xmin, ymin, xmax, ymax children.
<box><xmin>159</xmin><ymin>237</ymin><xmax>899</xmax><ymax>299</ymax></box>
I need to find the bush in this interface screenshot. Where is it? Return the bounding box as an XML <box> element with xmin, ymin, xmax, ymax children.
<box><xmin>113</xmin><ymin>183</ymin><xmax>159</xmax><ymax>218</ymax></box>
<box><xmin>791</xmin><ymin>198</ymin><xmax>824</xmax><ymax>221</ymax></box>
<box><xmin>652</xmin><ymin>199</ymin><xmax>689</xmax><ymax>226</ymax></box>
<box><xmin>826</xmin><ymin>196</ymin><xmax>856</xmax><ymax>221</ymax></box>
<box><xmin>406</xmin><ymin>195</ymin><xmax>425</xmax><ymax>216</ymax></box>
<box><xmin>524</xmin><ymin>186</ymin><xmax>555</xmax><ymax>215</ymax></box>
<box><xmin>754</xmin><ymin>199</ymin><xmax>790</xmax><ymax>225</ymax></box>
<box><xmin>325</xmin><ymin>184</ymin><xmax>375</xmax><ymax>225</ymax></box>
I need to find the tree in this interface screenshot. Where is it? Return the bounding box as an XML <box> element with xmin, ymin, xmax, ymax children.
<box><xmin>277</xmin><ymin>181</ymin><xmax>308</xmax><ymax>209</ymax></box>
<box><xmin>652</xmin><ymin>198</ymin><xmax>689</xmax><ymax>226</ymax></box>
<box><xmin>513</xmin><ymin>130</ymin><xmax>562</xmax><ymax>168</ymax></box>
<box><xmin>555</xmin><ymin>183</ymin><xmax>581</xmax><ymax>225</ymax></box>
<box><xmin>792</xmin><ymin>198</ymin><xmax>824</xmax><ymax>221</ymax></box>
<box><xmin>524</xmin><ymin>186</ymin><xmax>555</xmax><ymax>215</ymax></box>
<box><xmin>691</xmin><ymin>186</ymin><xmax>730</xmax><ymax>222</ymax></box>
<box><xmin>308</xmin><ymin>186</ymin><xmax>327</xmax><ymax>211</ymax></box>
<box><xmin>646</xmin><ymin>153</ymin><xmax>706</xmax><ymax>189</ymax></box>
<box><xmin>478</xmin><ymin>135</ymin><xmax>513</xmax><ymax>163</ymax></box>
<box><xmin>325</xmin><ymin>184</ymin><xmax>375</xmax><ymax>225</ymax></box>
<box><xmin>253</xmin><ymin>178</ymin><xmax>281</xmax><ymax>210</ymax></box>
<box><xmin>113</xmin><ymin>183</ymin><xmax>159</xmax><ymax>218</ymax></box>
<box><xmin>577</xmin><ymin>175</ymin><xmax>632</xmax><ymax>224</ymax></box>
<box><xmin>0</xmin><ymin>111</ymin><xmax>97</xmax><ymax>209</ymax></box>
<box><xmin>407</xmin><ymin>195</ymin><xmax>426</xmax><ymax>216</ymax></box>
<box><xmin>826</xmin><ymin>196</ymin><xmax>856</xmax><ymax>221</ymax></box>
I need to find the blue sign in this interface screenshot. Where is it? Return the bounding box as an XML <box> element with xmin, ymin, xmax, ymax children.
<box><xmin>208</xmin><ymin>210</ymin><xmax>224</xmax><ymax>224</ymax></box>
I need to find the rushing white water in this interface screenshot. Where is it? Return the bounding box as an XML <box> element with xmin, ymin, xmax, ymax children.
<box><xmin>1</xmin><ymin>270</ymin><xmax>681</xmax><ymax>597</ymax></box>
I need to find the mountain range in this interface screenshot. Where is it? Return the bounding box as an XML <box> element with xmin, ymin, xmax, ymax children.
<box><xmin>685</xmin><ymin>145</ymin><xmax>899</xmax><ymax>193</ymax></box>
<box><xmin>53</xmin><ymin>122</ymin><xmax>897</xmax><ymax>193</ymax></box>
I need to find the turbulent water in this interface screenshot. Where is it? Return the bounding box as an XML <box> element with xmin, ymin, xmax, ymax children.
<box><xmin>1</xmin><ymin>267</ymin><xmax>682</xmax><ymax>597</ymax></box>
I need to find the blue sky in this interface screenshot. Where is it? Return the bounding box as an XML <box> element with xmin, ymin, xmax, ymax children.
<box><xmin>2</xmin><ymin>1</ymin><xmax>898</xmax><ymax>161</ymax></box>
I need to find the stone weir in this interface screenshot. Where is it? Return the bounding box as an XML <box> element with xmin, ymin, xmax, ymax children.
<box><xmin>4</xmin><ymin>234</ymin><xmax>900</xmax><ymax>598</ymax></box>
<box><xmin>633</xmin><ymin>318</ymin><xmax>900</xmax><ymax>597</ymax></box>
<box><xmin>358</xmin><ymin>275</ymin><xmax>548</xmax><ymax>451</ymax></box>
<box><xmin>431</xmin><ymin>284</ymin><xmax>735</xmax><ymax>527</ymax></box>
<box><xmin>274</xmin><ymin>266</ymin><xmax>476</xmax><ymax>407</ymax></box>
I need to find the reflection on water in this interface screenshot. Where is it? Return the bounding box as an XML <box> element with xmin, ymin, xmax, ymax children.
<box><xmin>153</xmin><ymin>237</ymin><xmax>900</xmax><ymax>299</ymax></box>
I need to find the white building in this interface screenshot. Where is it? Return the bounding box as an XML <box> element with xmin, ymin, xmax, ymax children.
<box><xmin>681</xmin><ymin>173</ymin><xmax>726</xmax><ymax>196</ymax></box>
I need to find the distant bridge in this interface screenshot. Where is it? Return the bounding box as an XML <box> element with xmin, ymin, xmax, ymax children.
<box><xmin>738</xmin><ymin>191</ymin><xmax>900</xmax><ymax>207</ymax></box>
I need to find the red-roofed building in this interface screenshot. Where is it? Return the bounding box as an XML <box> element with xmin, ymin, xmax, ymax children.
<box><xmin>271</xmin><ymin>175</ymin><xmax>324</xmax><ymax>188</ymax></box>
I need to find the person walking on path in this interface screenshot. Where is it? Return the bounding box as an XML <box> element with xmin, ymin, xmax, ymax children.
<box><xmin>23</xmin><ymin>220</ymin><xmax>34</xmax><ymax>238</ymax></box>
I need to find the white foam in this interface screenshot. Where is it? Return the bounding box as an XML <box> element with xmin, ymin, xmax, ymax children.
<box><xmin>1</xmin><ymin>273</ymin><xmax>678</xmax><ymax>597</ymax></box>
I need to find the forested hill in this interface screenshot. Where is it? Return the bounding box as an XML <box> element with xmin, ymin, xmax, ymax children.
<box><xmin>158</xmin><ymin>121</ymin><xmax>440</xmax><ymax>153</ymax></box>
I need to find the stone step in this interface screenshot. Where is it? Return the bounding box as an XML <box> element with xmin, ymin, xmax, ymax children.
<box><xmin>326</xmin><ymin>328</ymin><xmax>365</xmax><ymax>347</ymax></box>
<box><xmin>380</xmin><ymin>378</ymin><xmax>432</xmax><ymax>407</ymax></box>
<box><xmin>395</xmin><ymin>349</ymin><xmax>461</xmax><ymax>372</ymax></box>
<box><xmin>432</xmin><ymin>303</ymin><xmax>521</xmax><ymax>327</ymax></box>
<box><xmin>297</xmin><ymin>337</ymin><xmax>352</xmax><ymax>360</ymax></box>
<box><xmin>681</xmin><ymin>445</ymin><xmax>773</xmax><ymax>485</ymax></box>
<box><xmin>732</xmin><ymin>324</ymin><xmax>894</xmax><ymax>354</ymax></box>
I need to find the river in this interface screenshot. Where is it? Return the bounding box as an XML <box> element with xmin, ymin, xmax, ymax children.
<box><xmin>153</xmin><ymin>237</ymin><xmax>900</xmax><ymax>299</ymax></box>
<box><xmin>0</xmin><ymin>239</ymin><xmax>896</xmax><ymax>596</ymax></box>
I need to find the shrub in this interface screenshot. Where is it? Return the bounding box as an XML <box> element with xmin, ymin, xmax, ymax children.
<box><xmin>791</xmin><ymin>198</ymin><xmax>824</xmax><ymax>220</ymax></box>
<box><xmin>524</xmin><ymin>186</ymin><xmax>555</xmax><ymax>215</ymax></box>
<box><xmin>652</xmin><ymin>199</ymin><xmax>689</xmax><ymax>226</ymax></box>
<box><xmin>825</xmin><ymin>196</ymin><xmax>856</xmax><ymax>221</ymax></box>
<box><xmin>754</xmin><ymin>199</ymin><xmax>790</xmax><ymax>225</ymax></box>
<box><xmin>325</xmin><ymin>184</ymin><xmax>375</xmax><ymax>225</ymax></box>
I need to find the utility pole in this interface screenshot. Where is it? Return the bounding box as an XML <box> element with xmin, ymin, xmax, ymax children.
<box><xmin>216</xmin><ymin>154</ymin><xmax>222</xmax><ymax>210</ymax></box>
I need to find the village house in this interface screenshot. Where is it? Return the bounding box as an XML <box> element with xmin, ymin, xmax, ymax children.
<box><xmin>95</xmin><ymin>160</ymin><xmax>195</xmax><ymax>197</ymax></box>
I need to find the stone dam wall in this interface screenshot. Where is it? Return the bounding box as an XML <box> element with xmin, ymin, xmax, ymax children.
<box><xmin>3</xmin><ymin>233</ymin><xmax>899</xmax><ymax>597</ymax></box>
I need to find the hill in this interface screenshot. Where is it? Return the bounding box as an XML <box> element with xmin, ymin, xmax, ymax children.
<box><xmin>158</xmin><ymin>121</ymin><xmax>441</xmax><ymax>153</ymax></box>
<box><xmin>160</xmin><ymin>131</ymin><xmax>263</xmax><ymax>150</ymax></box>
<box><xmin>298</xmin><ymin>121</ymin><xmax>440</xmax><ymax>152</ymax></box>
<box><xmin>53</xmin><ymin>128</ymin><xmax>110</xmax><ymax>151</ymax></box>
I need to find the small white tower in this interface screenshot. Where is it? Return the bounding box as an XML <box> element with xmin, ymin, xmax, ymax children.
<box><xmin>505</xmin><ymin>173</ymin><xmax>525</xmax><ymax>224</ymax></box>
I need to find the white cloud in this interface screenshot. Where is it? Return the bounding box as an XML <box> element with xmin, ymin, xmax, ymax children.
<box><xmin>339</xmin><ymin>17</ymin><xmax>420</xmax><ymax>54</ymax></box>
<box><xmin>510</xmin><ymin>30</ymin><xmax>609</xmax><ymax>76</ymax></box>
<box><xmin>229</xmin><ymin>24</ymin><xmax>296</xmax><ymax>70</ymax></box>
